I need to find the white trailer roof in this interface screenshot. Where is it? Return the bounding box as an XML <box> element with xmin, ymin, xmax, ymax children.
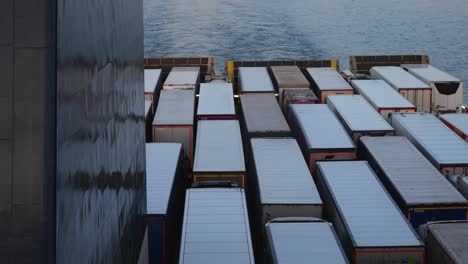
<box><xmin>179</xmin><ymin>188</ymin><xmax>254</xmax><ymax>264</ymax></box>
<box><xmin>361</xmin><ymin>136</ymin><xmax>467</xmax><ymax>206</ymax></box>
<box><xmin>317</xmin><ymin>161</ymin><xmax>422</xmax><ymax>247</ymax></box>
<box><xmin>240</xmin><ymin>93</ymin><xmax>290</xmax><ymax>134</ymax></box>
<box><xmin>351</xmin><ymin>80</ymin><xmax>415</xmax><ymax>110</ymax></box>
<box><xmin>144</xmin><ymin>69</ymin><xmax>162</xmax><ymax>93</ymax></box>
<box><xmin>146</xmin><ymin>143</ymin><xmax>182</xmax><ymax>215</ymax></box>
<box><xmin>327</xmin><ymin>95</ymin><xmax>394</xmax><ymax>133</ymax></box>
<box><xmin>239</xmin><ymin>67</ymin><xmax>275</xmax><ymax>93</ymax></box>
<box><xmin>194</xmin><ymin>120</ymin><xmax>245</xmax><ymax>173</ymax></box>
<box><xmin>144</xmin><ymin>101</ymin><xmax>151</xmax><ymax>117</ymax></box>
<box><xmin>291</xmin><ymin>104</ymin><xmax>355</xmax><ymax>150</ymax></box>
<box><xmin>270</xmin><ymin>66</ymin><xmax>310</xmax><ymax>88</ymax></box>
<box><xmin>307</xmin><ymin>67</ymin><xmax>353</xmax><ymax>91</ymax></box>
<box><xmin>153</xmin><ymin>90</ymin><xmax>195</xmax><ymax>125</ymax></box>
<box><xmin>251</xmin><ymin>138</ymin><xmax>322</xmax><ymax>205</ymax></box>
<box><xmin>440</xmin><ymin>114</ymin><xmax>468</xmax><ymax>137</ymax></box>
<box><xmin>370</xmin><ymin>66</ymin><xmax>430</xmax><ymax>90</ymax></box>
<box><xmin>402</xmin><ymin>64</ymin><xmax>461</xmax><ymax>83</ymax></box>
<box><xmin>392</xmin><ymin>113</ymin><xmax>468</xmax><ymax>167</ymax></box>
<box><xmin>197</xmin><ymin>83</ymin><xmax>235</xmax><ymax>117</ymax></box>
<box><xmin>266</xmin><ymin>222</ymin><xmax>348</xmax><ymax>264</ymax></box>
<box><xmin>163</xmin><ymin>67</ymin><xmax>199</xmax><ymax>89</ymax></box>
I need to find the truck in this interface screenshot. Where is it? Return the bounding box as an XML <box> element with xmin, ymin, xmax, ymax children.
<box><xmin>265</xmin><ymin>218</ymin><xmax>349</xmax><ymax>264</ymax></box>
<box><xmin>178</xmin><ymin>187</ymin><xmax>254</xmax><ymax>264</ymax></box>
<box><xmin>360</xmin><ymin>136</ymin><xmax>468</xmax><ymax>228</ymax></box>
<box><xmin>370</xmin><ymin>66</ymin><xmax>432</xmax><ymax>112</ymax></box>
<box><xmin>270</xmin><ymin>65</ymin><xmax>310</xmax><ymax>106</ymax></box>
<box><xmin>281</xmin><ymin>89</ymin><xmax>318</xmax><ymax>121</ymax></box>
<box><xmin>351</xmin><ymin>79</ymin><xmax>416</xmax><ymax>121</ymax></box>
<box><xmin>145</xmin><ymin>143</ymin><xmax>185</xmax><ymax>264</ymax></box>
<box><xmin>197</xmin><ymin>83</ymin><xmax>236</xmax><ymax>120</ymax></box>
<box><xmin>163</xmin><ymin>67</ymin><xmax>200</xmax><ymax>90</ymax></box>
<box><xmin>153</xmin><ymin>90</ymin><xmax>195</xmax><ymax>168</ymax></box>
<box><xmin>316</xmin><ymin>161</ymin><xmax>425</xmax><ymax>264</ymax></box>
<box><xmin>193</xmin><ymin>120</ymin><xmax>246</xmax><ymax>187</ymax></box>
<box><xmin>238</xmin><ymin>67</ymin><xmax>275</xmax><ymax>93</ymax></box>
<box><xmin>439</xmin><ymin>113</ymin><xmax>468</xmax><ymax>142</ymax></box>
<box><xmin>306</xmin><ymin>67</ymin><xmax>354</xmax><ymax>103</ymax></box>
<box><xmin>144</xmin><ymin>69</ymin><xmax>162</xmax><ymax>113</ymax></box>
<box><xmin>326</xmin><ymin>95</ymin><xmax>395</xmax><ymax>144</ymax></box>
<box><xmin>290</xmin><ymin>104</ymin><xmax>356</xmax><ymax>173</ymax></box>
<box><xmin>392</xmin><ymin>113</ymin><xmax>468</xmax><ymax>176</ymax></box>
<box><xmin>402</xmin><ymin>64</ymin><xmax>464</xmax><ymax>113</ymax></box>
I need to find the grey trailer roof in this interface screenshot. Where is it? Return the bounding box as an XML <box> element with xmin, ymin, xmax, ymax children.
<box><xmin>270</xmin><ymin>66</ymin><xmax>310</xmax><ymax>88</ymax></box>
<box><xmin>369</xmin><ymin>66</ymin><xmax>430</xmax><ymax>90</ymax></box>
<box><xmin>251</xmin><ymin>138</ymin><xmax>322</xmax><ymax>205</ymax></box>
<box><xmin>440</xmin><ymin>114</ymin><xmax>468</xmax><ymax>137</ymax></box>
<box><xmin>327</xmin><ymin>95</ymin><xmax>394</xmax><ymax>133</ymax></box>
<box><xmin>427</xmin><ymin>222</ymin><xmax>468</xmax><ymax>263</ymax></box>
<box><xmin>179</xmin><ymin>188</ymin><xmax>254</xmax><ymax>264</ymax></box>
<box><xmin>317</xmin><ymin>161</ymin><xmax>422</xmax><ymax>247</ymax></box>
<box><xmin>163</xmin><ymin>67</ymin><xmax>200</xmax><ymax>89</ymax></box>
<box><xmin>361</xmin><ymin>136</ymin><xmax>467</xmax><ymax>206</ymax></box>
<box><xmin>351</xmin><ymin>80</ymin><xmax>415</xmax><ymax>109</ymax></box>
<box><xmin>194</xmin><ymin>120</ymin><xmax>245</xmax><ymax>173</ymax></box>
<box><xmin>306</xmin><ymin>67</ymin><xmax>353</xmax><ymax>91</ymax></box>
<box><xmin>240</xmin><ymin>93</ymin><xmax>290</xmax><ymax>134</ymax></box>
<box><xmin>197</xmin><ymin>83</ymin><xmax>235</xmax><ymax>116</ymax></box>
<box><xmin>144</xmin><ymin>69</ymin><xmax>162</xmax><ymax>93</ymax></box>
<box><xmin>238</xmin><ymin>67</ymin><xmax>275</xmax><ymax>93</ymax></box>
<box><xmin>291</xmin><ymin>104</ymin><xmax>355</xmax><ymax>150</ymax></box>
<box><xmin>266</xmin><ymin>222</ymin><xmax>349</xmax><ymax>264</ymax></box>
<box><xmin>146</xmin><ymin>143</ymin><xmax>182</xmax><ymax>215</ymax></box>
<box><xmin>153</xmin><ymin>90</ymin><xmax>195</xmax><ymax>125</ymax></box>
<box><xmin>402</xmin><ymin>64</ymin><xmax>461</xmax><ymax>83</ymax></box>
<box><xmin>392</xmin><ymin>113</ymin><xmax>468</xmax><ymax>167</ymax></box>
<box><xmin>145</xmin><ymin>101</ymin><xmax>151</xmax><ymax>117</ymax></box>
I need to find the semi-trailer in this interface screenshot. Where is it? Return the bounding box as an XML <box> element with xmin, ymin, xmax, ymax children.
<box><xmin>370</xmin><ymin>66</ymin><xmax>432</xmax><ymax>112</ymax></box>
<box><xmin>193</xmin><ymin>120</ymin><xmax>246</xmax><ymax>187</ymax></box>
<box><xmin>270</xmin><ymin>65</ymin><xmax>310</xmax><ymax>106</ymax></box>
<box><xmin>316</xmin><ymin>161</ymin><xmax>425</xmax><ymax>264</ymax></box>
<box><xmin>289</xmin><ymin>104</ymin><xmax>356</xmax><ymax>173</ymax></box>
<box><xmin>153</xmin><ymin>90</ymin><xmax>195</xmax><ymax>168</ymax></box>
<box><xmin>306</xmin><ymin>67</ymin><xmax>354</xmax><ymax>103</ymax></box>
<box><xmin>360</xmin><ymin>136</ymin><xmax>468</xmax><ymax>228</ymax></box>
<box><xmin>392</xmin><ymin>113</ymin><xmax>468</xmax><ymax>176</ymax></box>
<box><xmin>281</xmin><ymin>89</ymin><xmax>318</xmax><ymax>121</ymax></box>
<box><xmin>163</xmin><ymin>67</ymin><xmax>200</xmax><ymax>90</ymax></box>
<box><xmin>145</xmin><ymin>69</ymin><xmax>163</xmax><ymax>113</ymax></box>
<box><xmin>326</xmin><ymin>95</ymin><xmax>395</xmax><ymax>144</ymax></box>
<box><xmin>439</xmin><ymin>113</ymin><xmax>468</xmax><ymax>142</ymax></box>
<box><xmin>145</xmin><ymin>143</ymin><xmax>185</xmax><ymax>264</ymax></box>
<box><xmin>238</xmin><ymin>67</ymin><xmax>275</xmax><ymax>93</ymax></box>
<box><xmin>197</xmin><ymin>83</ymin><xmax>236</xmax><ymax>120</ymax></box>
<box><xmin>351</xmin><ymin>79</ymin><xmax>416</xmax><ymax>121</ymax></box>
<box><xmin>402</xmin><ymin>64</ymin><xmax>464</xmax><ymax>113</ymax></box>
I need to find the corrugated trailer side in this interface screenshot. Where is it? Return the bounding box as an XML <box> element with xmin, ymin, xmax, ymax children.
<box><xmin>270</xmin><ymin>66</ymin><xmax>310</xmax><ymax>106</ymax></box>
<box><xmin>238</xmin><ymin>67</ymin><xmax>275</xmax><ymax>93</ymax></box>
<box><xmin>360</xmin><ymin>136</ymin><xmax>468</xmax><ymax>228</ymax></box>
<box><xmin>146</xmin><ymin>143</ymin><xmax>186</xmax><ymax>264</ymax></box>
<box><xmin>306</xmin><ymin>67</ymin><xmax>354</xmax><ymax>103</ymax></box>
<box><xmin>440</xmin><ymin>114</ymin><xmax>468</xmax><ymax>142</ymax></box>
<box><xmin>163</xmin><ymin>67</ymin><xmax>200</xmax><ymax>90</ymax></box>
<box><xmin>197</xmin><ymin>83</ymin><xmax>236</xmax><ymax>120</ymax></box>
<box><xmin>316</xmin><ymin>161</ymin><xmax>425</xmax><ymax>264</ymax></box>
<box><xmin>281</xmin><ymin>89</ymin><xmax>318</xmax><ymax>122</ymax></box>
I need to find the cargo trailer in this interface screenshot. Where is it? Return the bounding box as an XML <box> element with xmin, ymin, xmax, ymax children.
<box><xmin>360</xmin><ymin>136</ymin><xmax>468</xmax><ymax>228</ymax></box>
<box><xmin>315</xmin><ymin>161</ymin><xmax>425</xmax><ymax>264</ymax></box>
<box><xmin>145</xmin><ymin>101</ymin><xmax>153</xmax><ymax>142</ymax></box>
<box><xmin>290</xmin><ymin>104</ymin><xmax>356</xmax><ymax>172</ymax></box>
<box><xmin>193</xmin><ymin>120</ymin><xmax>246</xmax><ymax>187</ymax></box>
<box><xmin>270</xmin><ymin>65</ymin><xmax>310</xmax><ymax>106</ymax></box>
<box><xmin>392</xmin><ymin>113</ymin><xmax>468</xmax><ymax>176</ymax></box>
<box><xmin>351</xmin><ymin>79</ymin><xmax>416</xmax><ymax>121</ymax></box>
<box><xmin>306</xmin><ymin>67</ymin><xmax>354</xmax><ymax>103</ymax></box>
<box><xmin>145</xmin><ymin>69</ymin><xmax>163</xmax><ymax>113</ymax></box>
<box><xmin>281</xmin><ymin>89</ymin><xmax>318</xmax><ymax>120</ymax></box>
<box><xmin>419</xmin><ymin>221</ymin><xmax>468</xmax><ymax>264</ymax></box>
<box><xmin>402</xmin><ymin>64</ymin><xmax>464</xmax><ymax>113</ymax></box>
<box><xmin>238</xmin><ymin>67</ymin><xmax>275</xmax><ymax>93</ymax></box>
<box><xmin>153</xmin><ymin>90</ymin><xmax>195</xmax><ymax>168</ymax></box>
<box><xmin>178</xmin><ymin>187</ymin><xmax>254</xmax><ymax>264</ymax></box>
<box><xmin>370</xmin><ymin>66</ymin><xmax>432</xmax><ymax>112</ymax></box>
<box><xmin>146</xmin><ymin>143</ymin><xmax>185</xmax><ymax>264</ymax></box>
<box><xmin>440</xmin><ymin>113</ymin><xmax>468</xmax><ymax>142</ymax></box>
<box><xmin>326</xmin><ymin>95</ymin><xmax>394</xmax><ymax>143</ymax></box>
<box><xmin>265</xmin><ymin>218</ymin><xmax>349</xmax><ymax>264</ymax></box>
<box><xmin>197</xmin><ymin>83</ymin><xmax>236</xmax><ymax>120</ymax></box>
<box><xmin>163</xmin><ymin>67</ymin><xmax>200</xmax><ymax>90</ymax></box>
